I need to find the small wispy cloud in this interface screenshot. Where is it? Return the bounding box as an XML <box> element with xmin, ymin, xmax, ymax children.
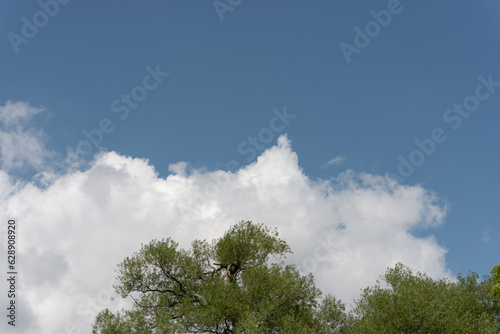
<box><xmin>481</xmin><ymin>229</ymin><xmax>491</xmax><ymax>243</ymax></box>
<box><xmin>321</xmin><ymin>155</ymin><xmax>345</xmax><ymax>169</ymax></box>
<box><xmin>0</xmin><ymin>101</ymin><xmax>55</xmax><ymax>172</ymax></box>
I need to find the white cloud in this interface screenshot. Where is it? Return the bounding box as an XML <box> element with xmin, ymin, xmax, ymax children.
<box><xmin>481</xmin><ymin>229</ymin><xmax>491</xmax><ymax>243</ymax></box>
<box><xmin>0</xmin><ymin>101</ymin><xmax>55</xmax><ymax>172</ymax></box>
<box><xmin>0</xmin><ymin>101</ymin><xmax>43</xmax><ymax>127</ymax></box>
<box><xmin>0</xmin><ymin>117</ymin><xmax>451</xmax><ymax>333</ymax></box>
<box><xmin>322</xmin><ymin>155</ymin><xmax>346</xmax><ymax>169</ymax></box>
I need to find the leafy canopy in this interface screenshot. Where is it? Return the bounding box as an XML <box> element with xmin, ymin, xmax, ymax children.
<box><xmin>346</xmin><ymin>262</ymin><xmax>500</xmax><ymax>334</ymax></box>
<box><xmin>92</xmin><ymin>220</ymin><xmax>499</xmax><ymax>334</ymax></box>
<box><xmin>491</xmin><ymin>264</ymin><xmax>500</xmax><ymax>300</ymax></box>
<box><xmin>92</xmin><ymin>221</ymin><xmax>345</xmax><ymax>334</ymax></box>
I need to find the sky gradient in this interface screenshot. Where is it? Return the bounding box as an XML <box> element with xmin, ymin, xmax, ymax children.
<box><xmin>0</xmin><ymin>1</ymin><xmax>499</xmax><ymax>333</ymax></box>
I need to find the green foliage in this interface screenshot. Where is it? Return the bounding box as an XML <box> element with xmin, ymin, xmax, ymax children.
<box><xmin>491</xmin><ymin>264</ymin><xmax>500</xmax><ymax>300</ymax></box>
<box><xmin>214</xmin><ymin>221</ymin><xmax>292</xmax><ymax>273</ymax></box>
<box><xmin>315</xmin><ymin>294</ymin><xmax>348</xmax><ymax>334</ymax></box>
<box><xmin>346</xmin><ymin>263</ymin><xmax>500</xmax><ymax>334</ymax></box>
<box><xmin>92</xmin><ymin>221</ymin><xmax>346</xmax><ymax>333</ymax></box>
<box><xmin>92</xmin><ymin>219</ymin><xmax>499</xmax><ymax>333</ymax></box>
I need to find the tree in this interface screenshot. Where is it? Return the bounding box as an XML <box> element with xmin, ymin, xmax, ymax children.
<box><xmin>491</xmin><ymin>264</ymin><xmax>500</xmax><ymax>300</ymax></box>
<box><xmin>346</xmin><ymin>263</ymin><xmax>500</xmax><ymax>333</ymax></box>
<box><xmin>92</xmin><ymin>221</ymin><xmax>346</xmax><ymax>333</ymax></box>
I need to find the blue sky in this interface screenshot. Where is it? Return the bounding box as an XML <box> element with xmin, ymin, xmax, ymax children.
<box><xmin>0</xmin><ymin>1</ymin><xmax>499</xmax><ymax>332</ymax></box>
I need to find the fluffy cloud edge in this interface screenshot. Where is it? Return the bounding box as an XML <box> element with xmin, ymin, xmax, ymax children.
<box><xmin>0</xmin><ymin>102</ymin><xmax>451</xmax><ymax>334</ymax></box>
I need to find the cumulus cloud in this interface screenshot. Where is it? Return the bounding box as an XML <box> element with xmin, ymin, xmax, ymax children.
<box><xmin>0</xmin><ymin>101</ymin><xmax>55</xmax><ymax>172</ymax></box>
<box><xmin>0</xmin><ymin>108</ymin><xmax>450</xmax><ymax>333</ymax></box>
